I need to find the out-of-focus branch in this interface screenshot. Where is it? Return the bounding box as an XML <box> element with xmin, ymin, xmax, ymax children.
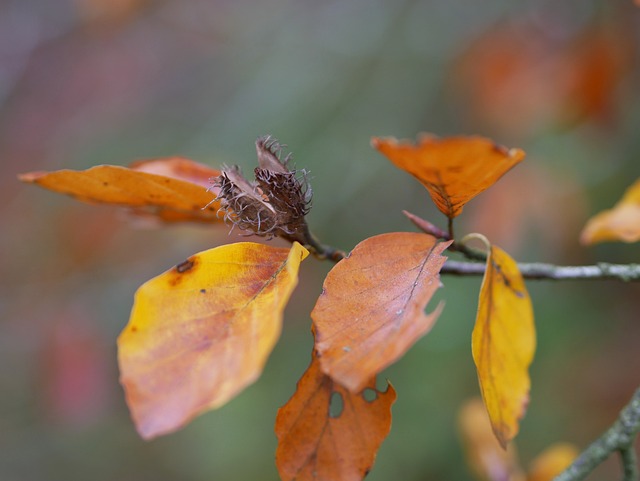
<box><xmin>553</xmin><ymin>387</ymin><xmax>640</xmax><ymax>481</ymax></box>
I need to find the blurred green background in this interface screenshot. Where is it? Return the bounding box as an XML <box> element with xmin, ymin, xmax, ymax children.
<box><xmin>2</xmin><ymin>0</ymin><xmax>639</xmax><ymax>480</ymax></box>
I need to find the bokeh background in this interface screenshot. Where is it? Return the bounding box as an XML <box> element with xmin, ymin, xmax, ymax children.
<box><xmin>2</xmin><ymin>0</ymin><xmax>639</xmax><ymax>480</ymax></box>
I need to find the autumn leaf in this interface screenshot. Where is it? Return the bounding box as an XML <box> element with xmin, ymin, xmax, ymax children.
<box><xmin>18</xmin><ymin>157</ymin><xmax>222</xmax><ymax>224</ymax></box>
<box><xmin>117</xmin><ymin>242</ymin><xmax>308</xmax><ymax>439</ymax></box>
<box><xmin>527</xmin><ymin>443</ymin><xmax>578</xmax><ymax>481</ymax></box>
<box><xmin>450</xmin><ymin>18</ymin><xmax>634</xmax><ymax>136</ymax></box>
<box><xmin>472</xmin><ymin>243</ymin><xmax>535</xmax><ymax>448</ymax></box>
<box><xmin>458</xmin><ymin>398</ymin><xmax>576</xmax><ymax>481</ymax></box>
<box><xmin>580</xmin><ymin>177</ymin><xmax>640</xmax><ymax>244</ymax></box>
<box><xmin>275</xmin><ymin>354</ymin><xmax>396</xmax><ymax>481</ymax></box>
<box><xmin>372</xmin><ymin>135</ymin><xmax>525</xmax><ymax>218</ymax></box>
<box><xmin>458</xmin><ymin>398</ymin><xmax>525</xmax><ymax>481</ymax></box>
<box><xmin>312</xmin><ymin>232</ymin><xmax>451</xmax><ymax>393</ymax></box>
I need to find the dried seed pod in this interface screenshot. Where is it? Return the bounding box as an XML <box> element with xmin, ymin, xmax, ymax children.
<box><xmin>212</xmin><ymin>137</ymin><xmax>312</xmax><ymax>243</ymax></box>
<box><xmin>255</xmin><ymin>135</ymin><xmax>291</xmax><ymax>173</ymax></box>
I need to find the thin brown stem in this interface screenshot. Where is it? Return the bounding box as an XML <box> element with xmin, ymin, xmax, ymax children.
<box><xmin>300</xmin><ymin>224</ymin><xmax>346</xmax><ymax>262</ymax></box>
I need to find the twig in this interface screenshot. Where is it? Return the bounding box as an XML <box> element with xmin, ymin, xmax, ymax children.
<box><xmin>306</xmin><ymin>233</ymin><xmax>640</xmax><ymax>281</ymax></box>
<box><xmin>401</xmin><ymin>210</ymin><xmax>640</xmax><ymax>281</ymax></box>
<box><xmin>403</xmin><ymin>210</ymin><xmax>487</xmax><ymax>261</ymax></box>
<box><xmin>553</xmin><ymin>386</ymin><xmax>640</xmax><ymax>481</ymax></box>
<box><xmin>440</xmin><ymin>260</ymin><xmax>640</xmax><ymax>281</ymax></box>
<box><xmin>620</xmin><ymin>447</ymin><xmax>638</xmax><ymax>481</ymax></box>
<box><xmin>301</xmin><ymin>224</ymin><xmax>346</xmax><ymax>262</ymax></box>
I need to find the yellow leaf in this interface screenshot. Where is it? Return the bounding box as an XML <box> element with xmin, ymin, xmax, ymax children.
<box><xmin>472</xmin><ymin>245</ymin><xmax>536</xmax><ymax>448</ymax></box>
<box><xmin>580</xmin><ymin>177</ymin><xmax>640</xmax><ymax>244</ymax></box>
<box><xmin>527</xmin><ymin>443</ymin><xmax>578</xmax><ymax>481</ymax></box>
<box><xmin>117</xmin><ymin>242</ymin><xmax>308</xmax><ymax>439</ymax></box>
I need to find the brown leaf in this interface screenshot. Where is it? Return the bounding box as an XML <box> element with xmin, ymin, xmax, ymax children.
<box><xmin>372</xmin><ymin>135</ymin><xmax>525</xmax><ymax>218</ymax></box>
<box><xmin>118</xmin><ymin>242</ymin><xmax>308</xmax><ymax>439</ymax></box>
<box><xmin>275</xmin><ymin>354</ymin><xmax>396</xmax><ymax>481</ymax></box>
<box><xmin>472</xmin><ymin>244</ymin><xmax>536</xmax><ymax>448</ymax></box>
<box><xmin>312</xmin><ymin>232</ymin><xmax>451</xmax><ymax>393</ymax></box>
<box><xmin>18</xmin><ymin>158</ymin><xmax>222</xmax><ymax>224</ymax></box>
<box><xmin>580</xmin><ymin>178</ymin><xmax>640</xmax><ymax>244</ymax></box>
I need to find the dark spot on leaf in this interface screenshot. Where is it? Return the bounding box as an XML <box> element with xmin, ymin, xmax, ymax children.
<box><xmin>362</xmin><ymin>388</ymin><xmax>377</xmax><ymax>402</ymax></box>
<box><xmin>103</xmin><ymin>181</ymin><xmax>109</xmax><ymax>187</ymax></box>
<box><xmin>168</xmin><ymin>258</ymin><xmax>199</xmax><ymax>286</ymax></box>
<box><xmin>329</xmin><ymin>391</ymin><xmax>344</xmax><ymax>418</ymax></box>
<box><xmin>492</xmin><ymin>143</ymin><xmax>508</xmax><ymax>155</ymax></box>
<box><xmin>176</xmin><ymin>259</ymin><xmax>195</xmax><ymax>273</ymax></box>
<box><xmin>200</xmin><ymin>288</ymin><xmax>206</xmax><ymax>294</ymax></box>
<box><xmin>130</xmin><ymin>326</ymin><xmax>138</xmax><ymax>333</ymax></box>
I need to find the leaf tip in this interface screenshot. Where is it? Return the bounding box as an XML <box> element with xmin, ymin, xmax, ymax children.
<box><xmin>17</xmin><ymin>171</ymin><xmax>43</xmax><ymax>183</ymax></box>
<box><xmin>291</xmin><ymin>241</ymin><xmax>310</xmax><ymax>261</ymax></box>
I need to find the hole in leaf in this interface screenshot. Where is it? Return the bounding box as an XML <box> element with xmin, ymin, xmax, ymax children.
<box><xmin>329</xmin><ymin>391</ymin><xmax>344</xmax><ymax>418</ymax></box>
<box><xmin>375</xmin><ymin>377</ymin><xmax>391</xmax><ymax>393</ymax></box>
<box><xmin>362</xmin><ymin>388</ymin><xmax>377</xmax><ymax>402</ymax></box>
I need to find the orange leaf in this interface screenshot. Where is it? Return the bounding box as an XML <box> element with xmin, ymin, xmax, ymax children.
<box><xmin>312</xmin><ymin>232</ymin><xmax>451</xmax><ymax>393</ymax></box>
<box><xmin>472</xmin><ymin>244</ymin><xmax>535</xmax><ymax>448</ymax></box>
<box><xmin>580</xmin><ymin>178</ymin><xmax>640</xmax><ymax>244</ymax></box>
<box><xmin>527</xmin><ymin>443</ymin><xmax>578</xmax><ymax>481</ymax></box>
<box><xmin>117</xmin><ymin>242</ymin><xmax>308</xmax><ymax>439</ymax></box>
<box><xmin>372</xmin><ymin>135</ymin><xmax>525</xmax><ymax>218</ymax></box>
<box><xmin>458</xmin><ymin>398</ymin><xmax>525</xmax><ymax>481</ymax></box>
<box><xmin>18</xmin><ymin>158</ymin><xmax>222</xmax><ymax>224</ymax></box>
<box><xmin>275</xmin><ymin>354</ymin><xmax>396</xmax><ymax>481</ymax></box>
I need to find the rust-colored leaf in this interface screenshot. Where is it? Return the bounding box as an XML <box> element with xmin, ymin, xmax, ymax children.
<box><xmin>472</xmin><ymin>244</ymin><xmax>536</xmax><ymax>448</ymax></box>
<box><xmin>458</xmin><ymin>398</ymin><xmax>525</xmax><ymax>481</ymax></box>
<box><xmin>527</xmin><ymin>443</ymin><xmax>578</xmax><ymax>481</ymax></box>
<box><xmin>580</xmin><ymin>178</ymin><xmax>640</xmax><ymax>244</ymax></box>
<box><xmin>312</xmin><ymin>232</ymin><xmax>451</xmax><ymax>393</ymax></box>
<box><xmin>275</xmin><ymin>354</ymin><xmax>396</xmax><ymax>481</ymax></box>
<box><xmin>450</xmin><ymin>18</ymin><xmax>634</xmax><ymax>136</ymax></box>
<box><xmin>117</xmin><ymin>242</ymin><xmax>308</xmax><ymax>439</ymax></box>
<box><xmin>372</xmin><ymin>135</ymin><xmax>525</xmax><ymax>218</ymax></box>
<box><xmin>18</xmin><ymin>158</ymin><xmax>222</xmax><ymax>223</ymax></box>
